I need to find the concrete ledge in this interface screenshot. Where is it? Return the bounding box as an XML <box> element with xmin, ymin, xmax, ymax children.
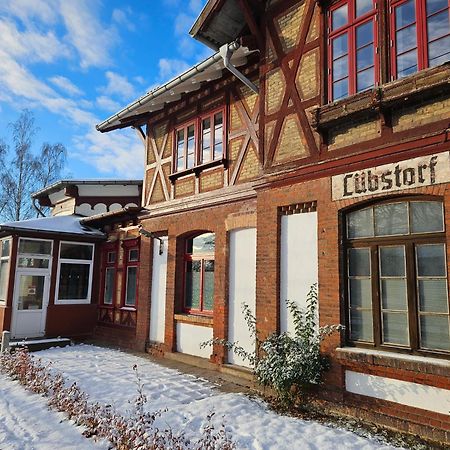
<box><xmin>10</xmin><ymin>338</ymin><xmax>72</xmax><ymax>352</ymax></box>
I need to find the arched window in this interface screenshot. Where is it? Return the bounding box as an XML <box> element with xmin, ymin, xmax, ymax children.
<box><xmin>184</xmin><ymin>232</ymin><xmax>215</xmax><ymax>314</ymax></box>
<box><xmin>344</xmin><ymin>198</ymin><xmax>449</xmax><ymax>354</ymax></box>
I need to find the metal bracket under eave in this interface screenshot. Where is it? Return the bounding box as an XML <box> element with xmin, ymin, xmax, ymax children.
<box><xmin>138</xmin><ymin>225</ymin><xmax>164</xmax><ymax>255</ymax></box>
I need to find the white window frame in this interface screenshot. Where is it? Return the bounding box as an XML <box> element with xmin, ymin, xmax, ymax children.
<box><xmin>55</xmin><ymin>241</ymin><xmax>95</xmax><ymax>305</ymax></box>
<box><xmin>16</xmin><ymin>237</ymin><xmax>53</xmax><ymax>272</ymax></box>
<box><xmin>0</xmin><ymin>238</ymin><xmax>12</xmax><ymax>304</ymax></box>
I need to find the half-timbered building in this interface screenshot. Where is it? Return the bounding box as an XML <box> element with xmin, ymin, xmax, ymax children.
<box><xmin>95</xmin><ymin>0</ymin><xmax>449</xmax><ymax>443</ymax></box>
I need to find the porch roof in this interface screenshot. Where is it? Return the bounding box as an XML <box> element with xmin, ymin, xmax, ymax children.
<box><xmin>0</xmin><ymin>215</ymin><xmax>105</xmax><ymax>239</ymax></box>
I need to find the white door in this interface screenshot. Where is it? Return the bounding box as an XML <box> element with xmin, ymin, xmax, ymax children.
<box><xmin>11</xmin><ymin>271</ymin><xmax>50</xmax><ymax>339</ymax></box>
<box><xmin>149</xmin><ymin>236</ymin><xmax>168</xmax><ymax>343</ymax></box>
<box><xmin>228</xmin><ymin>228</ymin><xmax>257</xmax><ymax>368</ymax></box>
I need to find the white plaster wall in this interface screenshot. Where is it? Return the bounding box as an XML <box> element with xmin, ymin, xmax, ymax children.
<box><xmin>125</xmin><ymin>203</ymin><xmax>138</xmax><ymax>208</ymax></box>
<box><xmin>76</xmin><ymin>203</ymin><xmax>92</xmax><ymax>216</ymax></box>
<box><xmin>109</xmin><ymin>203</ymin><xmax>122</xmax><ymax>212</ymax></box>
<box><xmin>280</xmin><ymin>212</ymin><xmax>318</xmax><ymax>334</ymax></box>
<box><xmin>228</xmin><ymin>228</ymin><xmax>257</xmax><ymax>368</ymax></box>
<box><xmin>149</xmin><ymin>237</ymin><xmax>168</xmax><ymax>343</ymax></box>
<box><xmin>346</xmin><ymin>370</ymin><xmax>450</xmax><ymax>415</ymax></box>
<box><xmin>176</xmin><ymin>323</ymin><xmax>213</xmax><ymax>359</ymax></box>
<box><xmin>77</xmin><ymin>184</ymin><xmax>140</xmax><ymax>197</ymax></box>
<box><xmin>92</xmin><ymin>203</ymin><xmax>107</xmax><ymax>215</ymax></box>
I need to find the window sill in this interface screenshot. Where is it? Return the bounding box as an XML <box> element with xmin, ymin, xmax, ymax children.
<box><xmin>54</xmin><ymin>300</ymin><xmax>91</xmax><ymax>305</ymax></box>
<box><xmin>120</xmin><ymin>306</ymin><xmax>137</xmax><ymax>311</ymax></box>
<box><xmin>174</xmin><ymin>313</ymin><xmax>213</xmax><ymax>327</ymax></box>
<box><xmin>169</xmin><ymin>158</ymin><xmax>226</xmax><ymax>183</ymax></box>
<box><xmin>335</xmin><ymin>347</ymin><xmax>450</xmax><ymax>377</ymax></box>
<box><xmin>312</xmin><ymin>63</ymin><xmax>450</xmax><ymax>130</ymax></box>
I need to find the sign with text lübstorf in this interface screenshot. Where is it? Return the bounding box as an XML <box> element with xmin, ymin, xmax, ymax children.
<box><xmin>331</xmin><ymin>151</ymin><xmax>450</xmax><ymax>201</ymax></box>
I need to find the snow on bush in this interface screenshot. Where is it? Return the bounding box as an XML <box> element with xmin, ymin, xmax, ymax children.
<box><xmin>203</xmin><ymin>284</ymin><xmax>344</xmax><ymax>404</ymax></box>
<box><xmin>0</xmin><ymin>348</ymin><xmax>235</xmax><ymax>450</ymax></box>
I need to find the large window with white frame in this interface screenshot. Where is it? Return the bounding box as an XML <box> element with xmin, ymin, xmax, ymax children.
<box><xmin>56</xmin><ymin>242</ymin><xmax>94</xmax><ymax>304</ymax></box>
<box><xmin>0</xmin><ymin>239</ymin><xmax>12</xmax><ymax>303</ymax></box>
<box><xmin>344</xmin><ymin>198</ymin><xmax>450</xmax><ymax>355</ymax></box>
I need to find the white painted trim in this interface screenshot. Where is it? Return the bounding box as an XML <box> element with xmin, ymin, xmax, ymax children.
<box><xmin>55</xmin><ymin>241</ymin><xmax>95</xmax><ymax>305</ymax></box>
<box><xmin>345</xmin><ymin>370</ymin><xmax>450</xmax><ymax>415</ymax></box>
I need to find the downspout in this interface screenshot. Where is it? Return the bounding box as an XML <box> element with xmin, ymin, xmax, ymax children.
<box><xmin>219</xmin><ymin>42</ymin><xmax>259</xmax><ymax>94</ymax></box>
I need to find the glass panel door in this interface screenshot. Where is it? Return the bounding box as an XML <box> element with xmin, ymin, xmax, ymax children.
<box><xmin>17</xmin><ymin>275</ymin><xmax>45</xmax><ymax>311</ymax></box>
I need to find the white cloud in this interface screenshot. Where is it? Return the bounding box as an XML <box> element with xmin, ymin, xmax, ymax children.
<box><xmin>174</xmin><ymin>12</ymin><xmax>194</xmax><ymax>36</ymax></box>
<box><xmin>0</xmin><ymin>19</ymin><xmax>69</xmax><ymax>63</ymax></box>
<box><xmin>0</xmin><ymin>0</ymin><xmax>59</xmax><ymax>26</ymax></box>
<box><xmin>112</xmin><ymin>8</ymin><xmax>135</xmax><ymax>32</ymax></box>
<box><xmin>96</xmin><ymin>96</ymin><xmax>122</xmax><ymax>113</ymax></box>
<box><xmin>59</xmin><ymin>0</ymin><xmax>117</xmax><ymax>69</ymax></box>
<box><xmin>49</xmin><ymin>76</ymin><xmax>83</xmax><ymax>97</ymax></box>
<box><xmin>158</xmin><ymin>58</ymin><xmax>190</xmax><ymax>80</ymax></box>
<box><xmin>101</xmin><ymin>71</ymin><xmax>136</xmax><ymax>100</ymax></box>
<box><xmin>189</xmin><ymin>0</ymin><xmax>205</xmax><ymax>14</ymax></box>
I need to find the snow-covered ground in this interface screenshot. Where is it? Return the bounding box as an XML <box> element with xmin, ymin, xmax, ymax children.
<box><xmin>0</xmin><ymin>344</ymin><xmax>401</xmax><ymax>449</ymax></box>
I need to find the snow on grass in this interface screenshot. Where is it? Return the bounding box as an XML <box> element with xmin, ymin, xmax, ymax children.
<box><xmin>0</xmin><ymin>374</ymin><xmax>106</xmax><ymax>450</ymax></box>
<box><xmin>33</xmin><ymin>344</ymin><xmax>399</xmax><ymax>450</ymax></box>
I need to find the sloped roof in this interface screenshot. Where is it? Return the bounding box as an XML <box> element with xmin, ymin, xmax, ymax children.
<box><xmin>96</xmin><ymin>44</ymin><xmax>254</xmax><ymax>132</ymax></box>
<box><xmin>0</xmin><ymin>215</ymin><xmax>105</xmax><ymax>239</ymax></box>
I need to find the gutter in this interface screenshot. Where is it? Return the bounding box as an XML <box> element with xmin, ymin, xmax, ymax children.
<box><xmin>96</xmin><ymin>41</ymin><xmax>259</xmax><ymax>132</ymax></box>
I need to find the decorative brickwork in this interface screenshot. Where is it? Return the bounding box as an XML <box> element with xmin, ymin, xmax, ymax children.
<box><xmin>265</xmin><ymin>68</ymin><xmax>285</xmax><ymax>115</ymax></box>
<box><xmin>279</xmin><ymin>201</ymin><xmax>317</xmax><ymax>215</ymax></box>
<box><xmin>296</xmin><ymin>49</ymin><xmax>319</xmax><ymax>100</ymax></box>
<box><xmin>174</xmin><ymin>175</ymin><xmax>195</xmax><ymax>198</ymax></box>
<box><xmin>328</xmin><ymin>119</ymin><xmax>381</xmax><ymax>151</ymax></box>
<box><xmin>273</xmin><ymin>114</ymin><xmax>309</xmax><ymax>164</ymax></box>
<box><xmin>199</xmin><ymin>168</ymin><xmax>224</xmax><ymax>192</ymax></box>
<box><xmin>275</xmin><ymin>2</ymin><xmax>306</xmax><ymax>53</ymax></box>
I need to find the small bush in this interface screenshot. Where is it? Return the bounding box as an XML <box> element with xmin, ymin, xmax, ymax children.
<box><xmin>0</xmin><ymin>348</ymin><xmax>235</xmax><ymax>449</ymax></box>
<box><xmin>203</xmin><ymin>284</ymin><xmax>343</xmax><ymax>405</ymax></box>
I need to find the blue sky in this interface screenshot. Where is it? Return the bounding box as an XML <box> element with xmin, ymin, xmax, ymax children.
<box><xmin>0</xmin><ymin>0</ymin><xmax>210</xmax><ymax>180</ymax></box>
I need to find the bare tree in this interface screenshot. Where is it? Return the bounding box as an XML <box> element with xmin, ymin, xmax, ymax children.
<box><xmin>0</xmin><ymin>110</ymin><xmax>67</xmax><ymax>222</ymax></box>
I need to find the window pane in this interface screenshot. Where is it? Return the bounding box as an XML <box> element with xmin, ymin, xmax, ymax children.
<box><xmin>420</xmin><ymin>315</ymin><xmax>450</xmax><ymax>351</ymax></box>
<box><xmin>427</xmin><ymin>9</ymin><xmax>449</xmax><ymax>41</ymax></box>
<box><xmin>332</xmin><ymin>4</ymin><xmax>348</xmax><ymax>30</ymax></box>
<box><xmin>396</xmin><ymin>24</ymin><xmax>417</xmax><ymax>53</ymax></box>
<box><xmin>107</xmin><ymin>252</ymin><xmax>116</xmax><ymax>264</ymax></box>
<box><xmin>348</xmin><ymin>248</ymin><xmax>371</xmax><ymax>276</ymax></box>
<box><xmin>18</xmin><ymin>257</ymin><xmax>49</xmax><ymax>269</ymax></box>
<box><xmin>381</xmin><ymin>279</ymin><xmax>408</xmax><ymax>310</ymax></box>
<box><xmin>177</xmin><ymin>129</ymin><xmax>185</xmax><ymax>170</ymax></box>
<box><xmin>17</xmin><ymin>275</ymin><xmax>45</xmax><ymax>311</ymax></box>
<box><xmin>203</xmin><ymin>260</ymin><xmax>215</xmax><ymax>311</ymax></box>
<box><xmin>382</xmin><ymin>312</ymin><xmax>409</xmax><ymax>345</ymax></box>
<box><xmin>410</xmin><ymin>201</ymin><xmax>444</xmax><ymax>233</ymax></box>
<box><xmin>397</xmin><ymin>49</ymin><xmax>418</xmax><ymax>77</ymax></box>
<box><xmin>357</xmin><ymin>44</ymin><xmax>374</xmax><ymax>70</ymax></box>
<box><xmin>189</xmin><ymin>233</ymin><xmax>215</xmax><ymax>254</ymax></box>
<box><xmin>416</xmin><ymin>244</ymin><xmax>446</xmax><ymax>277</ymax></box>
<box><xmin>333</xmin><ymin>34</ymin><xmax>348</xmax><ymax>58</ymax></box>
<box><xmin>356</xmin><ymin>21</ymin><xmax>373</xmax><ymax>48</ymax></box>
<box><xmin>58</xmin><ymin>263</ymin><xmax>90</xmax><ymax>300</ymax></box>
<box><xmin>418</xmin><ymin>280</ymin><xmax>449</xmax><ymax>313</ymax></box>
<box><xmin>60</xmin><ymin>243</ymin><xmax>93</xmax><ymax>260</ymax></box>
<box><xmin>357</xmin><ymin>66</ymin><xmax>374</xmax><ymax>91</ymax></box>
<box><xmin>214</xmin><ymin>113</ymin><xmax>223</xmax><ymax>160</ymax></box>
<box><xmin>396</xmin><ymin>0</ymin><xmax>416</xmax><ymax>28</ymax></box>
<box><xmin>1</xmin><ymin>240</ymin><xmax>10</xmax><ymax>258</ymax></box>
<box><xmin>333</xmin><ymin>77</ymin><xmax>349</xmax><ymax>100</ymax></box>
<box><xmin>125</xmin><ymin>266</ymin><xmax>137</xmax><ymax>306</ymax></box>
<box><xmin>333</xmin><ymin>55</ymin><xmax>349</xmax><ymax>80</ymax></box>
<box><xmin>374</xmin><ymin>203</ymin><xmax>408</xmax><ymax>236</ymax></box>
<box><xmin>380</xmin><ymin>246</ymin><xmax>405</xmax><ymax>277</ymax></box>
<box><xmin>428</xmin><ymin>36</ymin><xmax>450</xmax><ymax>67</ymax></box>
<box><xmin>202</xmin><ymin>118</ymin><xmax>211</xmax><ymax>162</ymax></box>
<box><xmin>0</xmin><ymin>260</ymin><xmax>9</xmax><ymax>300</ymax></box>
<box><xmin>19</xmin><ymin>239</ymin><xmax>52</xmax><ymax>255</ymax></box>
<box><xmin>187</xmin><ymin>125</ymin><xmax>195</xmax><ymax>169</ymax></box>
<box><xmin>104</xmin><ymin>268</ymin><xmax>115</xmax><ymax>305</ymax></box>
<box><xmin>350</xmin><ymin>309</ymin><xmax>373</xmax><ymax>341</ymax></box>
<box><xmin>347</xmin><ymin>208</ymin><xmax>374</xmax><ymax>238</ymax></box>
<box><xmin>427</xmin><ymin>0</ymin><xmax>448</xmax><ymax>14</ymax></box>
<box><xmin>129</xmin><ymin>249</ymin><xmax>139</xmax><ymax>262</ymax></box>
<box><xmin>356</xmin><ymin>0</ymin><xmax>373</xmax><ymax>16</ymax></box>
<box><xmin>185</xmin><ymin>260</ymin><xmax>201</xmax><ymax>309</ymax></box>
<box><xmin>349</xmin><ymin>279</ymin><xmax>372</xmax><ymax>308</ymax></box>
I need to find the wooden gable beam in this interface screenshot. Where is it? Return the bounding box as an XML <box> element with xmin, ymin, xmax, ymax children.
<box><xmin>237</xmin><ymin>0</ymin><xmax>264</xmax><ymax>50</ymax></box>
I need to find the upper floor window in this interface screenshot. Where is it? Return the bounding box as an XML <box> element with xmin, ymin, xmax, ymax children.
<box><xmin>390</xmin><ymin>0</ymin><xmax>450</xmax><ymax>79</ymax></box>
<box><xmin>328</xmin><ymin>0</ymin><xmax>379</xmax><ymax>101</ymax></box>
<box><xmin>345</xmin><ymin>199</ymin><xmax>449</xmax><ymax>355</ymax></box>
<box><xmin>101</xmin><ymin>246</ymin><xmax>117</xmax><ymax>306</ymax></box>
<box><xmin>327</xmin><ymin>0</ymin><xmax>450</xmax><ymax>101</ymax></box>
<box><xmin>184</xmin><ymin>232</ymin><xmax>215</xmax><ymax>314</ymax></box>
<box><xmin>174</xmin><ymin>109</ymin><xmax>225</xmax><ymax>173</ymax></box>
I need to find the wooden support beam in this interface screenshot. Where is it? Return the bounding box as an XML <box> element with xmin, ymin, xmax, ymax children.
<box><xmin>237</xmin><ymin>0</ymin><xmax>264</xmax><ymax>50</ymax></box>
<box><xmin>133</xmin><ymin>125</ymin><xmax>146</xmax><ymax>146</ymax></box>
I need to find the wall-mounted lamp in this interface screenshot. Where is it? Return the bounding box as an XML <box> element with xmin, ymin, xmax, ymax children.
<box><xmin>138</xmin><ymin>225</ymin><xmax>164</xmax><ymax>255</ymax></box>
